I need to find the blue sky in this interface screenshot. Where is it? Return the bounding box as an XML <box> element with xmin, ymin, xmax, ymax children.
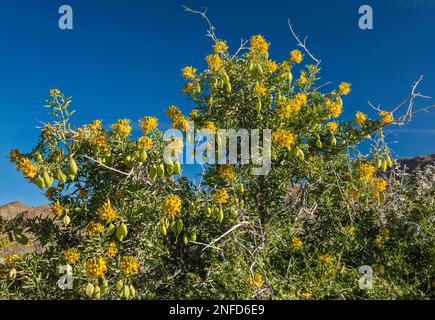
<box><xmin>0</xmin><ymin>0</ymin><xmax>434</xmax><ymax>206</ymax></box>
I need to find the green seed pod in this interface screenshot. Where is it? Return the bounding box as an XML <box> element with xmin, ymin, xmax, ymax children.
<box><xmin>316</xmin><ymin>139</ymin><xmax>323</xmax><ymax>149</ymax></box>
<box><xmin>225</xmin><ymin>82</ymin><xmax>232</xmax><ymax>93</ymax></box>
<box><xmin>139</xmin><ymin>150</ymin><xmax>148</xmax><ymax>162</ymax></box>
<box><xmin>62</xmin><ymin>215</ymin><xmax>71</xmax><ymax>226</ymax></box>
<box><xmin>377</xmin><ymin>158</ymin><xmax>383</xmax><ymax>169</ymax></box>
<box><xmin>204</xmin><ymin>207</ymin><xmax>212</xmax><ymax>218</ymax></box>
<box><xmin>67</xmin><ymin>158</ymin><xmax>78</xmax><ymax>176</ymax></box>
<box><xmin>173</xmin><ymin>160</ymin><xmax>181</xmax><ymax>175</ymax></box>
<box><xmin>35</xmin><ymin>176</ymin><xmax>45</xmax><ymax>190</ymax></box>
<box><xmin>93</xmin><ymin>285</ymin><xmax>101</xmax><ymax>300</ymax></box>
<box><xmin>68</xmin><ymin>174</ymin><xmax>76</xmax><ymax>181</ymax></box>
<box><xmin>9</xmin><ymin>268</ymin><xmax>17</xmax><ymax>280</ymax></box>
<box><xmin>123</xmin><ymin>284</ymin><xmax>130</xmax><ymax>299</ymax></box>
<box><xmin>149</xmin><ymin>165</ymin><xmax>157</xmax><ymax>181</ymax></box>
<box><xmin>166</xmin><ymin>163</ymin><xmax>174</xmax><ymax>175</ymax></box>
<box><xmin>386</xmin><ymin>155</ymin><xmax>393</xmax><ymax>168</ymax></box>
<box><xmin>256</xmin><ymin>99</ymin><xmax>262</xmax><ymax>112</ymax></box>
<box><xmin>57</xmin><ymin>169</ymin><xmax>67</xmax><ymax>183</ymax></box>
<box><xmin>183</xmin><ymin>233</ymin><xmax>189</xmax><ymax>245</ymax></box>
<box><xmin>188</xmin><ymin>203</ymin><xmax>195</xmax><ymax>215</ymax></box>
<box><xmin>160</xmin><ymin>223</ymin><xmax>167</xmax><ymax>236</ymax></box>
<box><xmin>157</xmin><ymin>164</ymin><xmax>165</xmax><ymax>177</ymax></box>
<box><xmin>218</xmin><ymin>208</ymin><xmax>224</xmax><ymax>223</ymax></box>
<box><xmin>239</xmin><ymin>184</ymin><xmax>245</xmax><ymax>194</ymax></box>
<box><xmin>106</xmin><ymin>223</ymin><xmax>116</xmax><ymax>237</ymax></box>
<box><xmin>100</xmin><ymin>282</ymin><xmax>109</xmax><ymax>296</ymax></box>
<box><xmin>116</xmin><ymin>280</ymin><xmax>124</xmax><ymax>292</ymax></box>
<box><xmin>34</xmin><ymin>151</ymin><xmax>44</xmax><ymax>163</ymax></box>
<box><xmin>190</xmin><ymin>231</ymin><xmax>197</xmax><ymax>242</ymax></box>
<box><xmin>288</xmin><ymin>71</ymin><xmax>293</xmax><ymax>83</ymax></box>
<box><xmin>116</xmin><ymin>223</ymin><xmax>128</xmax><ymax>241</ymax></box>
<box><xmin>170</xmin><ymin>220</ymin><xmax>177</xmax><ymax>233</ymax></box>
<box><xmin>331</xmin><ymin>136</ymin><xmax>337</xmax><ymax>146</ymax></box>
<box><xmin>176</xmin><ymin>218</ymin><xmax>184</xmax><ymax>234</ymax></box>
<box><xmin>381</xmin><ymin>159</ymin><xmax>388</xmax><ymax>172</ymax></box>
<box><xmin>129</xmin><ymin>285</ymin><xmax>136</xmax><ymax>298</ymax></box>
<box><xmin>42</xmin><ymin>171</ymin><xmax>53</xmax><ymax>188</ymax></box>
<box><xmin>255</xmin><ymin>63</ymin><xmax>263</xmax><ymax>75</ymax></box>
<box><xmin>296</xmin><ymin>149</ymin><xmax>305</xmax><ymax>161</ymax></box>
<box><xmin>85</xmin><ymin>283</ymin><xmax>95</xmax><ymax>298</ymax></box>
<box><xmin>287</xmin><ymin>149</ymin><xmax>295</xmax><ymax>160</ymax></box>
<box><xmin>14</xmin><ymin>231</ymin><xmax>29</xmax><ymax>245</ymax></box>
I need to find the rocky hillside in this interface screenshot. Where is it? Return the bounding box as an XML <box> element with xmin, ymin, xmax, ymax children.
<box><xmin>396</xmin><ymin>154</ymin><xmax>435</xmax><ymax>173</ymax></box>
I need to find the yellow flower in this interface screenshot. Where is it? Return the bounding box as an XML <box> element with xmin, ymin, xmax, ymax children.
<box><xmin>140</xmin><ymin>116</ymin><xmax>158</xmax><ymax>133</ymax></box>
<box><xmin>9</xmin><ymin>149</ymin><xmax>21</xmax><ymax>163</ymax></box>
<box><xmin>319</xmin><ymin>255</ymin><xmax>333</xmax><ymax>265</ymax></box>
<box><xmin>51</xmin><ymin>200</ymin><xmax>63</xmax><ymax>217</ymax></box>
<box><xmin>373</xmin><ymin>177</ymin><xmax>387</xmax><ymax>193</ymax></box>
<box><xmin>105</xmin><ymin>242</ymin><xmax>117</xmax><ymax>258</ymax></box>
<box><xmin>85</xmin><ymin>256</ymin><xmax>107</xmax><ymax>279</ymax></box>
<box><xmin>137</xmin><ymin>136</ymin><xmax>153</xmax><ymax>150</ymax></box>
<box><xmin>273</xmin><ymin>129</ymin><xmax>295</xmax><ymax>150</ymax></box>
<box><xmin>88</xmin><ymin>120</ymin><xmax>102</xmax><ymax>132</ymax></box>
<box><xmin>166</xmin><ymin>105</ymin><xmax>182</xmax><ymax>119</ymax></box>
<box><xmin>49</xmin><ymin>89</ymin><xmax>61</xmax><ymax>98</ymax></box>
<box><xmin>202</xmin><ymin>121</ymin><xmax>217</xmax><ymax>134</ymax></box>
<box><xmin>338</xmin><ymin>82</ymin><xmax>351</xmax><ymax>95</ymax></box>
<box><xmin>254</xmin><ymin>83</ymin><xmax>267</xmax><ymax>97</ymax></box>
<box><xmin>111</xmin><ymin>119</ymin><xmax>131</xmax><ymax>138</ymax></box>
<box><xmin>17</xmin><ymin>158</ymin><xmax>37</xmax><ymax>179</ymax></box>
<box><xmin>172</xmin><ymin>116</ymin><xmax>190</xmax><ymax>131</ymax></box>
<box><xmin>355</xmin><ymin>111</ymin><xmax>367</xmax><ymax>126</ymax></box>
<box><xmin>91</xmin><ymin>133</ymin><xmax>108</xmax><ymax>151</ymax></box>
<box><xmin>86</xmin><ymin>220</ymin><xmax>105</xmax><ymax>237</ymax></box>
<box><xmin>359</xmin><ymin>163</ymin><xmax>376</xmax><ymax>182</ymax></box>
<box><xmin>182</xmin><ymin>66</ymin><xmax>197</xmax><ymax>80</ymax></box>
<box><xmin>189</xmin><ymin>109</ymin><xmax>199</xmax><ymax>119</ymax></box>
<box><xmin>326</xmin><ymin>99</ymin><xmax>343</xmax><ymax>118</ymax></box>
<box><xmin>183</xmin><ymin>83</ymin><xmax>195</xmax><ymax>94</ymax></box>
<box><xmin>380</xmin><ymin>228</ymin><xmax>390</xmax><ymax>238</ymax></box>
<box><xmin>299</xmin><ymin>74</ymin><xmax>309</xmax><ymax>86</ymax></box>
<box><xmin>380</xmin><ymin>111</ymin><xmax>393</xmax><ymax>124</ymax></box>
<box><xmin>290</xmin><ymin>50</ymin><xmax>303</xmax><ymax>64</ymax></box>
<box><xmin>291</xmin><ymin>236</ymin><xmax>303</xmax><ymax>250</ymax></box>
<box><xmin>213</xmin><ymin>41</ymin><xmax>228</xmax><ymax>54</ymax></box>
<box><xmin>327</xmin><ymin>122</ymin><xmax>339</xmax><ymax>133</ymax></box>
<box><xmin>97</xmin><ymin>201</ymin><xmax>116</xmax><ymax>223</ymax></box>
<box><xmin>162</xmin><ymin>194</ymin><xmax>182</xmax><ymax>218</ymax></box>
<box><xmin>4</xmin><ymin>254</ymin><xmax>20</xmax><ymax>266</ymax></box>
<box><xmin>374</xmin><ymin>236</ymin><xmax>383</xmax><ymax>248</ymax></box>
<box><xmin>167</xmin><ymin>137</ymin><xmax>184</xmax><ymax>155</ymax></box>
<box><xmin>64</xmin><ymin>248</ymin><xmax>80</xmax><ymax>265</ymax></box>
<box><xmin>120</xmin><ymin>255</ymin><xmax>139</xmax><ymax>276</ymax></box>
<box><xmin>248</xmin><ymin>273</ymin><xmax>264</xmax><ymax>289</ymax></box>
<box><xmin>249</xmin><ymin>35</ymin><xmax>269</xmax><ymax>56</ymax></box>
<box><xmin>206</xmin><ymin>54</ymin><xmax>224</xmax><ymax>71</ymax></box>
<box><xmin>214</xmin><ymin>188</ymin><xmax>229</xmax><ymax>204</ymax></box>
<box><xmin>267</xmin><ymin>60</ymin><xmax>278</xmax><ymax>73</ymax></box>
<box><xmin>218</xmin><ymin>165</ymin><xmax>235</xmax><ymax>183</ymax></box>
<box><xmin>345</xmin><ymin>225</ymin><xmax>356</xmax><ymax>236</ymax></box>
<box><xmin>372</xmin><ymin>264</ymin><xmax>385</xmax><ymax>277</ymax></box>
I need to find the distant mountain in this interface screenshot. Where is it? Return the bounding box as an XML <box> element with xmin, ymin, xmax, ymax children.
<box><xmin>0</xmin><ymin>201</ymin><xmax>52</xmax><ymax>221</ymax></box>
<box><xmin>396</xmin><ymin>154</ymin><xmax>435</xmax><ymax>173</ymax></box>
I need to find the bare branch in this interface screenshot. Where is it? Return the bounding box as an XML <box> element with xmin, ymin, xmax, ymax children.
<box><xmin>82</xmin><ymin>155</ymin><xmax>134</xmax><ymax>177</ymax></box>
<box><xmin>288</xmin><ymin>19</ymin><xmax>321</xmax><ymax>66</ymax></box>
<box><xmin>202</xmin><ymin>221</ymin><xmax>249</xmax><ymax>251</ymax></box>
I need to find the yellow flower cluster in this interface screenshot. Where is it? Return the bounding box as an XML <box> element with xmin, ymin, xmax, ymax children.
<box><xmin>137</xmin><ymin>136</ymin><xmax>153</xmax><ymax>150</ymax></box>
<box><xmin>276</xmin><ymin>94</ymin><xmax>308</xmax><ymax>118</ymax></box>
<box><xmin>9</xmin><ymin>149</ymin><xmax>21</xmax><ymax>163</ymax></box>
<box><xmin>291</xmin><ymin>236</ymin><xmax>303</xmax><ymax>250</ymax></box>
<box><xmin>64</xmin><ymin>248</ymin><xmax>80</xmax><ymax>265</ymax></box>
<box><xmin>359</xmin><ymin>163</ymin><xmax>376</xmax><ymax>182</ymax></box>
<box><xmin>327</xmin><ymin>122</ymin><xmax>339</xmax><ymax>133</ymax></box>
<box><xmin>213</xmin><ymin>41</ymin><xmax>228</xmax><ymax>54</ymax></box>
<box><xmin>254</xmin><ymin>82</ymin><xmax>267</xmax><ymax>96</ymax></box>
<box><xmin>206</xmin><ymin>54</ymin><xmax>224</xmax><ymax>71</ymax></box>
<box><xmin>248</xmin><ymin>273</ymin><xmax>264</xmax><ymax>289</ymax></box>
<box><xmin>380</xmin><ymin>111</ymin><xmax>393</xmax><ymax>124</ymax></box>
<box><xmin>167</xmin><ymin>137</ymin><xmax>184</xmax><ymax>155</ymax></box>
<box><xmin>119</xmin><ymin>255</ymin><xmax>139</xmax><ymax>276</ymax></box>
<box><xmin>172</xmin><ymin>115</ymin><xmax>190</xmax><ymax>131</ymax></box>
<box><xmin>214</xmin><ymin>188</ymin><xmax>229</xmax><ymax>204</ymax></box>
<box><xmin>86</xmin><ymin>220</ymin><xmax>105</xmax><ymax>237</ymax></box>
<box><xmin>85</xmin><ymin>256</ymin><xmax>107</xmax><ymax>279</ymax></box>
<box><xmin>49</xmin><ymin>89</ymin><xmax>61</xmax><ymax>98</ymax></box>
<box><xmin>355</xmin><ymin>111</ymin><xmax>367</xmax><ymax>126</ymax></box>
<box><xmin>167</xmin><ymin>105</ymin><xmax>182</xmax><ymax>119</ymax></box>
<box><xmin>51</xmin><ymin>200</ymin><xmax>63</xmax><ymax>217</ymax></box>
<box><xmin>162</xmin><ymin>194</ymin><xmax>182</xmax><ymax>218</ymax></box>
<box><xmin>17</xmin><ymin>158</ymin><xmax>37</xmax><ymax>179</ymax></box>
<box><xmin>290</xmin><ymin>50</ymin><xmax>303</xmax><ymax>64</ymax></box>
<box><xmin>267</xmin><ymin>60</ymin><xmax>278</xmax><ymax>73</ymax></box>
<box><xmin>325</xmin><ymin>98</ymin><xmax>343</xmax><ymax>118</ymax></box>
<box><xmin>249</xmin><ymin>35</ymin><xmax>269</xmax><ymax>56</ymax></box>
<box><xmin>91</xmin><ymin>133</ymin><xmax>108</xmax><ymax>151</ymax></box>
<box><xmin>97</xmin><ymin>201</ymin><xmax>116</xmax><ymax>223</ymax></box>
<box><xmin>273</xmin><ymin>129</ymin><xmax>295</xmax><ymax>150</ymax></box>
<box><xmin>218</xmin><ymin>165</ymin><xmax>235</xmax><ymax>183</ymax></box>
<box><xmin>372</xmin><ymin>264</ymin><xmax>385</xmax><ymax>277</ymax></box>
<box><xmin>105</xmin><ymin>242</ymin><xmax>117</xmax><ymax>258</ymax></box>
<box><xmin>4</xmin><ymin>254</ymin><xmax>20</xmax><ymax>266</ymax></box>
<box><xmin>319</xmin><ymin>255</ymin><xmax>333</xmax><ymax>265</ymax></box>
<box><xmin>111</xmin><ymin>119</ymin><xmax>131</xmax><ymax>138</ymax></box>
<box><xmin>345</xmin><ymin>225</ymin><xmax>356</xmax><ymax>236</ymax></box>
<box><xmin>338</xmin><ymin>82</ymin><xmax>351</xmax><ymax>95</ymax></box>
<box><xmin>202</xmin><ymin>121</ymin><xmax>217</xmax><ymax>134</ymax></box>
<box><xmin>182</xmin><ymin>66</ymin><xmax>197</xmax><ymax>80</ymax></box>
<box><xmin>373</xmin><ymin>177</ymin><xmax>387</xmax><ymax>193</ymax></box>
<box><xmin>140</xmin><ymin>116</ymin><xmax>158</xmax><ymax>133</ymax></box>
